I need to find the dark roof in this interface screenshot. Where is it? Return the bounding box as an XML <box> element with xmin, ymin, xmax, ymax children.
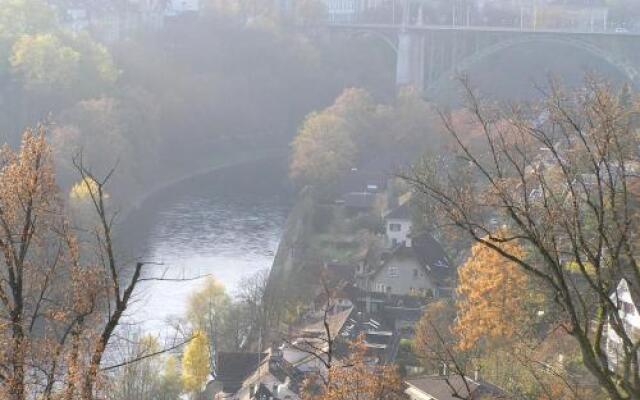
<box><xmin>342</xmin><ymin>192</ymin><xmax>376</xmax><ymax>210</ymax></box>
<box><xmin>385</xmin><ymin>202</ymin><xmax>411</xmax><ymax>220</ymax></box>
<box><xmin>216</xmin><ymin>352</ymin><xmax>267</xmax><ymax>384</ymax></box>
<box><xmin>372</xmin><ymin>233</ymin><xmax>453</xmax><ymax>287</ymax></box>
<box><xmin>324</xmin><ymin>263</ymin><xmax>356</xmax><ymax>284</ymax></box>
<box><xmin>340</xmin><ymin>312</ymin><xmax>397</xmax><ymax>362</ymax></box>
<box><xmin>406</xmin><ymin>375</ymin><xmax>512</xmax><ymax>400</ymax></box>
<box><xmin>411</xmin><ymin>233</ymin><xmax>450</xmax><ymax>268</ymax></box>
<box><xmin>337</xmin><ymin>169</ymin><xmax>387</xmax><ymax>195</ymax></box>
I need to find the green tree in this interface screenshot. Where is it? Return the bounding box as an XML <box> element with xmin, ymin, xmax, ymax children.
<box><xmin>10</xmin><ymin>32</ymin><xmax>117</xmax><ymax>95</ymax></box>
<box><xmin>0</xmin><ymin>0</ymin><xmax>58</xmax><ymax>73</ymax></box>
<box><xmin>290</xmin><ymin>112</ymin><xmax>356</xmax><ymax>189</ymax></box>
<box><xmin>10</xmin><ymin>33</ymin><xmax>80</xmax><ymax>90</ymax></box>
<box><xmin>181</xmin><ymin>330</ymin><xmax>211</xmax><ymax>396</ymax></box>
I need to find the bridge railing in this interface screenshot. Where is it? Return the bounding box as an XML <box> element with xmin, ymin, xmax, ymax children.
<box><xmin>325</xmin><ymin>1</ymin><xmax>636</xmax><ymax>34</ymax></box>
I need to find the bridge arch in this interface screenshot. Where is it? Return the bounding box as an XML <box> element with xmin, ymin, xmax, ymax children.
<box><xmin>426</xmin><ymin>34</ymin><xmax>640</xmax><ymax>97</ymax></box>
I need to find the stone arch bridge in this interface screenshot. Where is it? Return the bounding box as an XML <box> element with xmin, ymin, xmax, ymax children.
<box><xmin>329</xmin><ymin>22</ymin><xmax>640</xmax><ymax>96</ymax></box>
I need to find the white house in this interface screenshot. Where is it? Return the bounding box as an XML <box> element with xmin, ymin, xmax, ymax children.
<box><xmin>357</xmin><ymin>233</ymin><xmax>452</xmax><ymax>299</ymax></box>
<box><xmin>384</xmin><ymin>202</ymin><xmax>412</xmax><ymax>248</ymax></box>
<box><xmin>606</xmin><ymin>278</ymin><xmax>640</xmax><ymax>368</ymax></box>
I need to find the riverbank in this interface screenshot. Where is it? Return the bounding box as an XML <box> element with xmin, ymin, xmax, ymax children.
<box><xmin>118</xmin><ymin>148</ymin><xmax>287</xmax><ymax>223</ymax></box>
<box><xmin>118</xmin><ymin>157</ymin><xmax>291</xmax><ymax>333</ymax></box>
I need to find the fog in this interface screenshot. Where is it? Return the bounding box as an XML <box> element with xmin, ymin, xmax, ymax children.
<box><xmin>0</xmin><ymin>1</ymin><xmax>639</xmax><ymax>399</ymax></box>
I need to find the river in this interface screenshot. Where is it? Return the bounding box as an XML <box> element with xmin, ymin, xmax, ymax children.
<box><xmin>118</xmin><ymin>158</ymin><xmax>290</xmax><ymax>333</ymax></box>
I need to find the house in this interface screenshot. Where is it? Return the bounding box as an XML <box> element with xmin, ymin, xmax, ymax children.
<box><xmin>214</xmin><ymin>352</ymin><xmax>269</xmax><ymax>395</ymax></box>
<box><xmin>357</xmin><ymin>233</ymin><xmax>453</xmax><ymax>299</ymax></box>
<box><xmin>605</xmin><ymin>278</ymin><xmax>640</xmax><ymax>368</ymax></box>
<box><xmin>337</xmin><ymin>167</ymin><xmax>387</xmax><ymax>195</ymax></box>
<box><xmin>405</xmin><ymin>375</ymin><xmax>512</xmax><ymax>400</ymax></box>
<box><xmin>384</xmin><ymin>201</ymin><xmax>412</xmax><ymax>248</ymax></box>
<box><xmin>339</xmin><ymin>192</ymin><xmax>377</xmax><ymax>213</ymax></box>
<box><xmin>212</xmin><ymin>349</ymin><xmax>300</xmax><ymax>400</ymax></box>
<box><xmin>339</xmin><ymin>312</ymin><xmax>400</xmax><ymax>363</ymax></box>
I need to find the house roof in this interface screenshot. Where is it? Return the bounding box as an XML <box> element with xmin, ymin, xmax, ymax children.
<box><xmin>406</xmin><ymin>375</ymin><xmax>512</xmax><ymax>400</ymax></box>
<box><xmin>216</xmin><ymin>352</ymin><xmax>268</xmax><ymax>384</ymax></box>
<box><xmin>385</xmin><ymin>202</ymin><xmax>411</xmax><ymax>220</ymax></box>
<box><xmin>301</xmin><ymin>307</ymin><xmax>354</xmax><ymax>341</ymax></box>
<box><xmin>324</xmin><ymin>262</ymin><xmax>357</xmax><ymax>284</ymax></box>
<box><xmin>372</xmin><ymin>233</ymin><xmax>453</xmax><ymax>287</ymax></box>
<box><xmin>337</xmin><ymin>168</ymin><xmax>387</xmax><ymax>195</ymax></box>
<box><xmin>342</xmin><ymin>192</ymin><xmax>377</xmax><ymax>210</ymax></box>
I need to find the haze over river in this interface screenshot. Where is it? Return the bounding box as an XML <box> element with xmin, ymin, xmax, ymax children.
<box><xmin>118</xmin><ymin>159</ymin><xmax>290</xmax><ymax>333</ymax></box>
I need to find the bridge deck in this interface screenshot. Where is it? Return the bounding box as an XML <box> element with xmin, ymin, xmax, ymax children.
<box><xmin>328</xmin><ymin>23</ymin><xmax>640</xmax><ymax>37</ymax></box>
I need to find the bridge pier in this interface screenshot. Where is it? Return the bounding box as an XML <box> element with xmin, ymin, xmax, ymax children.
<box><xmin>396</xmin><ymin>31</ymin><xmax>425</xmax><ymax>90</ymax></box>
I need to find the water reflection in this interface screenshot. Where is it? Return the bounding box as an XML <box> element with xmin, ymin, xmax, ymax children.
<box><xmin>122</xmin><ymin>159</ymin><xmax>289</xmax><ymax>333</ymax></box>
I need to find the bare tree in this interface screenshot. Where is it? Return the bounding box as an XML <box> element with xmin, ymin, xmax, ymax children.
<box><xmin>0</xmin><ymin>126</ymin><xmax>188</xmax><ymax>400</ymax></box>
<box><xmin>403</xmin><ymin>78</ymin><xmax>640</xmax><ymax>400</ymax></box>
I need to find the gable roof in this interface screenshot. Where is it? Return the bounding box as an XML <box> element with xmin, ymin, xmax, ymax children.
<box><xmin>216</xmin><ymin>352</ymin><xmax>268</xmax><ymax>385</ymax></box>
<box><xmin>406</xmin><ymin>375</ymin><xmax>512</xmax><ymax>400</ymax></box>
<box><xmin>342</xmin><ymin>192</ymin><xmax>377</xmax><ymax>210</ymax></box>
<box><xmin>301</xmin><ymin>307</ymin><xmax>354</xmax><ymax>341</ymax></box>
<box><xmin>372</xmin><ymin>233</ymin><xmax>453</xmax><ymax>287</ymax></box>
<box><xmin>385</xmin><ymin>202</ymin><xmax>411</xmax><ymax>220</ymax></box>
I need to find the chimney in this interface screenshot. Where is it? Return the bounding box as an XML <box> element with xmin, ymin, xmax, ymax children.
<box><xmin>249</xmin><ymin>384</ymin><xmax>256</xmax><ymax>398</ymax></box>
<box><xmin>474</xmin><ymin>369</ymin><xmax>479</xmax><ymax>381</ymax></box>
<box><xmin>272</xmin><ymin>383</ymin><xmax>279</xmax><ymax>396</ymax></box>
<box><xmin>442</xmin><ymin>362</ymin><xmax>448</xmax><ymax>376</ymax></box>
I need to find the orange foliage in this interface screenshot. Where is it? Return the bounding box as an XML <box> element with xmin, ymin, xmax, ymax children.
<box><xmin>303</xmin><ymin>337</ymin><xmax>403</xmax><ymax>400</ymax></box>
<box><xmin>454</xmin><ymin>239</ymin><xmax>529</xmax><ymax>351</ymax></box>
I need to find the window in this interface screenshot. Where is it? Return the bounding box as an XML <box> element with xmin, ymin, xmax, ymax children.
<box><xmin>389</xmin><ymin>223</ymin><xmax>402</xmax><ymax>232</ymax></box>
<box><xmin>391</xmin><ymin>238</ymin><xmax>398</xmax><ymax>247</ymax></box>
<box><xmin>386</xmin><ymin>286</ymin><xmax>392</xmax><ymax>293</ymax></box>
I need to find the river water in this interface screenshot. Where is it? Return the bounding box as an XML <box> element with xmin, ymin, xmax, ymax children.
<box><xmin>119</xmin><ymin>159</ymin><xmax>290</xmax><ymax>333</ymax></box>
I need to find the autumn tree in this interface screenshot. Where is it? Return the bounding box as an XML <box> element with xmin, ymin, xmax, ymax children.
<box><xmin>413</xmin><ymin>300</ymin><xmax>459</xmax><ymax>373</ymax></box>
<box><xmin>186</xmin><ymin>277</ymin><xmax>230</xmax><ymax>362</ymax></box>
<box><xmin>455</xmin><ymin>238</ymin><xmax>530</xmax><ymax>350</ymax></box>
<box><xmin>0</xmin><ymin>125</ymin><xmax>174</xmax><ymax>400</ymax></box>
<box><xmin>157</xmin><ymin>356</ymin><xmax>183</xmax><ymax>400</ymax></box>
<box><xmin>181</xmin><ymin>330</ymin><xmax>211</xmax><ymax>397</ymax></box>
<box><xmin>290</xmin><ymin>112</ymin><xmax>356</xmax><ymax>190</ymax></box>
<box><xmin>302</xmin><ymin>336</ymin><xmax>403</xmax><ymax>400</ymax></box>
<box><xmin>403</xmin><ymin>78</ymin><xmax>640</xmax><ymax>399</ymax></box>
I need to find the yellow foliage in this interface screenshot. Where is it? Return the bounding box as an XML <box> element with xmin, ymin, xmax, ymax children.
<box><xmin>186</xmin><ymin>277</ymin><xmax>229</xmax><ymax>331</ymax></box>
<box><xmin>564</xmin><ymin>260</ymin><xmax>596</xmax><ymax>277</ymax></box>
<box><xmin>454</xmin><ymin>238</ymin><xmax>529</xmax><ymax>351</ymax></box>
<box><xmin>290</xmin><ymin>112</ymin><xmax>356</xmax><ymax>188</ymax></box>
<box><xmin>181</xmin><ymin>330</ymin><xmax>210</xmax><ymax>393</ymax></box>
<box><xmin>69</xmin><ymin>177</ymin><xmax>103</xmax><ymax>202</ymax></box>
